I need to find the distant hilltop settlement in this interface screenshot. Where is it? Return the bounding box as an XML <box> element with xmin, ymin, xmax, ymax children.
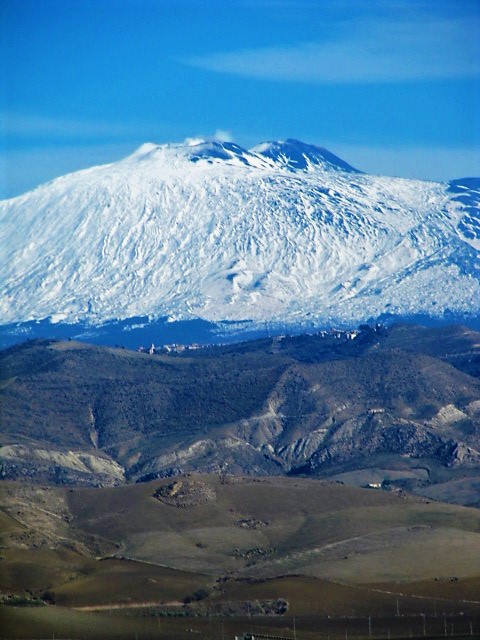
<box><xmin>137</xmin><ymin>327</ymin><xmax>370</xmax><ymax>356</ymax></box>
<box><xmin>138</xmin><ymin>342</ymin><xmax>202</xmax><ymax>355</ymax></box>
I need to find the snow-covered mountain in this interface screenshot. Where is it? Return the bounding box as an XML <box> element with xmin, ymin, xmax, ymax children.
<box><xmin>1</xmin><ymin>138</ymin><xmax>479</xmax><ymax>339</ymax></box>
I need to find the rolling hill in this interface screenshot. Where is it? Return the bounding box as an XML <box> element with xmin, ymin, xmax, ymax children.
<box><xmin>1</xmin><ymin>324</ymin><xmax>479</xmax><ymax>506</ymax></box>
<box><xmin>1</xmin><ymin>475</ymin><xmax>479</xmax><ymax>639</ymax></box>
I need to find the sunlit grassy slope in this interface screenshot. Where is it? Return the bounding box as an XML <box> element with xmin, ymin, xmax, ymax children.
<box><xmin>1</xmin><ymin>475</ymin><xmax>480</xmax><ymax>639</ymax></box>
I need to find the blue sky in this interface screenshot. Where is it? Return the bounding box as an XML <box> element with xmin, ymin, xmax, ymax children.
<box><xmin>1</xmin><ymin>0</ymin><xmax>479</xmax><ymax>198</ymax></box>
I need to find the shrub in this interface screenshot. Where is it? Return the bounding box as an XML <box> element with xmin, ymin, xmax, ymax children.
<box><xmin>183</xmin><ymin>588</ymin><xmax>209</xmax><ymax>604</ymax></box>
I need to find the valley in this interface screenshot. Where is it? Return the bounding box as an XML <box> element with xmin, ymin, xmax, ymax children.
<box><xmin>1</xmin><ymin>323</ymin><xmax>480</xmax><ymax>637</ymax></box>
<box><xmin>1</xmin><ymin>475</ymin><xmax>479</xmax><ymax>639</ymax></box>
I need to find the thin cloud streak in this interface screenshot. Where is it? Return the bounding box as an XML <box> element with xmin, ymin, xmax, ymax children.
<box><xmin>1</xmin><ymin>113</ymin><xmax>136</xmax><ymax>139</ymax></box>
<box><xmin>184</xmin><ymin>15</ymin><xmax>480</xmax><ymax>83</ymax></box>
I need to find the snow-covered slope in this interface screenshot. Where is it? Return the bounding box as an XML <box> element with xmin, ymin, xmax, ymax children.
<box><xmin>1</xmin><ymin>139</ymin><xmax>479</xmax><ymax>331</ymax></box>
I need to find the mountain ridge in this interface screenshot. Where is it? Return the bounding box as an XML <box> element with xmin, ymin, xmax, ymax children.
<box><xmin>1</xmin><ymin>138</ymin><xmax>479</xmax><ymax>342</ymax></box>
<box><xmin>1</xmin><ymin>324</ymin><xmax>479</xmax><ymax>505</ymax></box>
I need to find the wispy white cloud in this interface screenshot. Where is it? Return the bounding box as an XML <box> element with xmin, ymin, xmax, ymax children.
<box><xmin>214</xmin><ymin>129</ymin><xmax>234</xmax><ymax>141</ymax></box>
<box><xmin>0</xmin><ymin>113</ymin><xmax>141</xmax><ymax>140</ymax></box>
<box><xmin>183</xmin><ymin>136</ymin><xmax>206</xmax><ymax>146</ymax></box>
<box><xmin>183</xmin><ymin>130</ymin><xmax>235</xmax><ymax>145</ymax></box>
<box><xmin>0</xmin><ymin>112</ymin><xmax>128</xmax><ymax>137</ymax></box>
<box><xmin>1</xmin><ymin>114</ymin><xmax>236</xmax><ymax>150</ymax></box>
<box><xmin>184</xmin><ymin>14</ymin><xmax>480</xmax><ymax>83</ymax></box>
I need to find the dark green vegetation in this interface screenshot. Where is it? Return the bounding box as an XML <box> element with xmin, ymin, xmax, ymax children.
<box><xmin>1</xmin><ymin>324</ymin><xmax>480</xmax><ymax>506</ymax></box>
<box><xmin>1</xmin><ymin>476</ymin><xmax>480</xmax><ymax>639</ymax></box>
